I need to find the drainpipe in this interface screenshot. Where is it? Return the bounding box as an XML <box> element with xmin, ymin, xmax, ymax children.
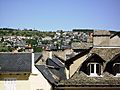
<box><xmin>32</xmin><ymin>53</ymin><xmax>34</xmax><ymax>73</ymax></box>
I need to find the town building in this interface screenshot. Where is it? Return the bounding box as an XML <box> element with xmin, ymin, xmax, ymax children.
<box><xmin>0</xmin><ymin>53</ymin><xmax>52</xmax><ymax>90</ymax></box>
<box><xmin>54</xmin><ymin>30</ymin><xmax>120</xmax><ymax>90</ymax></box>
<box><xmin>0</xmin><ymin>30</ymin><xmax>120</xmax><ymax>90</ymax></box>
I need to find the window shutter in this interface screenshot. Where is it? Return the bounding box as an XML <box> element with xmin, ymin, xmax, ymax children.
<box><xmin>87</xmin><ymin>64</ymin><xmax>90</xmax><ymax>75</ymax></box>
<box><xmin>96</xmin><ymin>64</ymin><xmax>101</xmax><ymax>75</ymax></box>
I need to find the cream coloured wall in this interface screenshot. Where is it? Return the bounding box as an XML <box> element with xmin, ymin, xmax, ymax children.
<box><xmin>93</xmin><ymin>36</ymin><xmax>109</xmax><ymax>46</ymax></box>
<box><xmin>110</xmin><ymin>36</ymin><xmax>120</xmax><ymax>46</ymax></box>
<box><xmin>0</xmin><ymin>81</ymin><xmax>4</xmax><ymax>90</ymax></box>
<box><xmin>70</xmin><ymin>55</ymin><xmax>87</xmax><ymax>77</ymax></box>
<box><xmin>16</xmin><ymin>80</ymin><xmax>30</xmax><ymax>90</ymax></box>
<box><xmin>29</xmin><ymin>67</ymin><xmax>52</xmax><ymax>90</ymax></box>
<box><xmin>0</xmin><ymin>67</ymin><xmax>52</xmax><ymax>90</ymax></box>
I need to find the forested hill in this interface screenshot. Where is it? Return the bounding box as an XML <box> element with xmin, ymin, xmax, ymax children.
<box><xmin>0</xmin><ymin>28</ymin><xmax>55</xmax><ymax>38</ymax></box>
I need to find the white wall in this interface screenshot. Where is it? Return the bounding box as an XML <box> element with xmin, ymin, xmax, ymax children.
<box><xmin>29</xmin><ymin>67</ymin><xmax>52</xmax><ymax>90</ymax></box>
<box><xmin>93</xmin><ymin>36</ymin><xmax>109</xmax><ymax>46</ymax></box>
<box><xmin>31</xmin><ymin>53</ymin><xmax>52</xmax><ymax>90</ymax></box>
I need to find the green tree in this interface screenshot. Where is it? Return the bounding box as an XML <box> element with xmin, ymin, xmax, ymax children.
<box><xmin>1</xmin><ymin>37</ymin><xmax>4</xmax><ymax>42</ymax></box>
<box><xmin>33</xmin><ymin>47</ymin><xmax>43</xmax><ymax>52</ymax></box>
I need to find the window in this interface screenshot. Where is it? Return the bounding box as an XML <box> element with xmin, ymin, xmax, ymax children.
<box><xmin>114</xmin><ymin>63</ymin><xmax>120</xmax><ymax>76</ymax></box>
<box><xmin>4</xmin><ymin>78</ymin><xmax>16</xmax><ymax>90</ymax></box>
<box><xmin>89</xmin><ymin>63</ymin><xmax>101</xmax><ymax>76</ymax></box>
<box><xmin>90</xmin><ymin>64</ymin><xmax>94</xmax><ymax>73</ymax></box>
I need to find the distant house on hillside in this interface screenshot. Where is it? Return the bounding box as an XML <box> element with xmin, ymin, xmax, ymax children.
<box><xmin>42</xmin><ymin>36</ymin><xmax>52</xmax><ymax>41</ymax></box>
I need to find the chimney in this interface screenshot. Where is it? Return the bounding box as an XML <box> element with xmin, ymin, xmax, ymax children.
<box><xmin>49</xmin><ymin>51</ymin><xmax>52</xmax><ymax>59</ymax></box>
<box><xmin>32</xmin><ymin>53</ymin><xmax>39</xmax><ymax>74</ymax></box>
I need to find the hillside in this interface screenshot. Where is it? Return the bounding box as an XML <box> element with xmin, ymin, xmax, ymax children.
<box><xmin>0</xmin><ymin>28</ymin><xmax>55</xmax><ymax>38</ymax></box>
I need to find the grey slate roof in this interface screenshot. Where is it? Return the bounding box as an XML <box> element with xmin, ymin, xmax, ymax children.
<box><xmin>34</xmin><ymin>53</ymin><xmax>42</xmax><ymax>64</ymax></box>
<box><xmin>35</xmin><ymin>65</ymin><xmax>58</xmax><ymax>85</ymax></box>
<box><xmin>0</xmin><ymin>53</ymin><xmax>32</xmax><ymax>73</ymax></box>
<box><xmin>46</xmin><ymin>57</ymin><xmax>66</xmax><ymax>80</ymax></box>
<box><xmin>48</xmin><ymin>57</ymin><xmax>65</xmax><ymax>68</ymax></box>
<box><xmin>49</xmin><ymin>68</ymin><xmax>66</xmax><ymax>80</ymax></box>
<box><xmin>54</xmin><ymin>55</ymin><xmax>65</xmax><ymax>63</ymax></box>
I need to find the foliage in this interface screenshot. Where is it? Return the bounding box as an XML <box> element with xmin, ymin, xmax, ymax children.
<box><xmin>26</xmin><ymin>39</ymin><xmax>38</xmax><ymax>46</ymax></box>
<box><xmin>33</xmin><ymin>46</ymin><xmax>43</xmax><ymax>52</ymax></box>
<box><xmin>0</xmin><ymin>28</ymin><xmax>55</xmax><ymax>38</ymax></box>
<box><xmin>0</xmin><ymin>46</ymin><xmax>12</xmax><ymax>52</ymax></box>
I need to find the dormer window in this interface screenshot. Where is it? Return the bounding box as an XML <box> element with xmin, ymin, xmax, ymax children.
<box><xmin>113</xmin><ymin>63</ymin><xmax>120</xmax><ymax>76</ymax></box>
<box><xmin>80</xmin><ymin>53</ymin><xmax>105</xmax><ymax>77</ymax></box>
<box><xmin>89</xmin><ymin>63</ymin><xmax>101</xmax><ymax>76</ymax></box>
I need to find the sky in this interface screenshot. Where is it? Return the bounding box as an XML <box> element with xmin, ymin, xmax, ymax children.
<box><xmin>0</xmin><ymin>0</ymin><xmax>120</xmax><ymax>31</ymax></box>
